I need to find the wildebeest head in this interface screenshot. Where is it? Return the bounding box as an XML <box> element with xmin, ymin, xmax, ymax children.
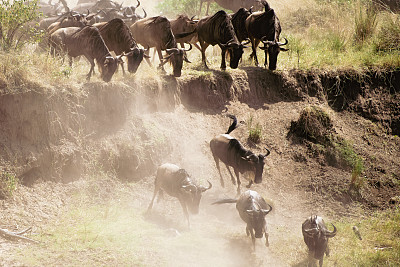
<box><xmin>246</xmin><ymin>208</ymin><xmax>271</xmax><ymax>238</ymax></box>
<box><xmin>123</xmin><ymin>46</ymin><xmax>150</xmax><ymax>73</ymax></box>
<box><xmin>177</xmin><ymin>169</ymin><xmax>213</xmax><ymax>214</ymax></box>
<box><xmin>242</xmin><ymin>148</ymin><xmax>270</xmax><ymax>184</ymax></box>
<box><xmin>100</xmin><ymin>55</ymin><xmax>121</xmax><ymax>82</ymax></box>
<box><xmin>259</xmin><ymin>36</ymin><xmax>289</xmax><ymax>70</ymax></box>
<box><xmin>162</xmin><ymin>43</ymin><xmax>192</xmax><ymax>77</ymax></box>
<box><xmin>222</xmin><ymin>40</ymin><xmax>250</xmax><ymax>69</ymax></box>
<box><xmin>302</xmin><ymin>215</ymin><xmax>337</xmax><ymax>260</ymax></box>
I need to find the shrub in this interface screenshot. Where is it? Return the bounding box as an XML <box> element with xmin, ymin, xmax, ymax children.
<box><xmin>354</xmin><ymin>1</ymin><xmax>378</xmax><ymax>43</ymax></box>
<box><xmin>247</xmin><ymin>116</ymin><xmax>262</xmax><ymax>143</ymax></box>
<box><xmin>374</xmin><ymin>14</ymin><xmax>400</xmax><ymax>51</ymax></box>
<box><xmin>0</xmin><ymin>171</ymin><xmax>18</xmax><ymax>199</ymax></box>
<box><xmin>156</xmin><ymin>0</ymin><xmax>223</xmax><ymax>18</ymax></box>
<box><xmin>0</xmin><ymin>0</ymin><xmax>43</xmax><ymax>51</ymax></box>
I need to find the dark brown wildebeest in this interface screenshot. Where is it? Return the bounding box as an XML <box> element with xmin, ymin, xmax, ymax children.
<box><xmin>170</xmin><ymin>15</ymin><xmax>201</xmax><ymax>51</ymax></box>
<box><xmin>93</xmin><ymin>18</ymin><xmax>149</xmax><ymax>74</ymax></box>
<box><xmin>199</xmin><ymin>0</ymin><xmax>263</xmax><ymax>15</ymax></box>
<box><xmin>47</xmin><ymin>10</ymin><xmax>97</xmax><ymax>34</ymax></box>
<box><xmin>210</xmin><ymin>115</ymin><xmax>270</xmax><ymax>195</ymax></box>
<box><xmin>49</xmin><ymin>26</ymin><xmax>120</xmax><ymax>82</ymax></box>
<box><xmin>212</xmin><ymin>190</ymin><xmax>273</xmax><ymax>250</ymax></box>
<box><xmin>147</xmin><ymin>163</ymin><xmax>212</xmax><ymax>228</ymax></box>
<box><xmin>230</xmin><ymin>7</ymin><xmax>252</xmax><ymax>43</ymax></box>
<box><xmin>245</xmin><ymin>1</ymin><xmax>288</xmax><ymax>70</ymax></box>
<box><xmin>130</xmin><ymin>16</ymin><xmax>193</xmax><ymax>77</ymax></box>
<box><xmin>302</xmin><ymin>215</ymin><xmax>337</xmax><ymax>267</ymax></box>
<box><xmin>196</xmin><ymin>10</ymin><xmax>249</xmax><ymax>70</ymax></box>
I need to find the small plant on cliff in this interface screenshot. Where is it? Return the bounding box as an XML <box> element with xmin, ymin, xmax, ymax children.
<box><xmin>0</xmin><ymin>170</ymin><xmax>18</xmax><ymax>199</ymax></box>
<box><xmin>247</xmin><ymin>116</ymin><xmax>262</xmax><ymax>143</ymax></box>
<box><xmin>0</xmin><ymin>0</ymin><xmax>43</xmax><ymax>51</ymax></box>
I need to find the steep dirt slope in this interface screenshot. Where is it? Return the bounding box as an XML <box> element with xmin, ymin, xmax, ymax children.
<box><xmin>0</xmin><ymin>68</ymin><xmax>399</xmax><ymax>266</ymax></box>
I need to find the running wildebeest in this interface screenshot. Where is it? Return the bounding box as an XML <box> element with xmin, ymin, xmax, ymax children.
<box><xmin>130</xmin><ymin>16</ymin><xmax>193</xmax><ymax>77</ymax></box>
<box><xmin>93</xmin><ymin>18</ymin><xmax>149</xmax><ymax>74</ymax></box>
<box><xmin>245</xmin><ymin>1</ymin><xmax>288</xmax><ymax>69</ymax></box>
<box><xmin>210</xmin><ymin>115</ymin><xmax>270</xmax><ymax>195</ymax></box>
<box><xmin>49</xmin><ymin>26</ymin><xmax>121</xmax><ymax>82</ymax></box>
<box><xmin>196</xmin><ymin>10</ymin><xmax>250</xmax><ymax>70</ymax></box>
<box><xmin>212</xmin><ymin>190</ymin><xmax>273</xmax><ymax>250</ymax></box>
<box><xmin>147</xmin><ymin>163</ymin><xmax>212</xmax><ymax>228</ymax></box>
<box><xmin>302</xmin><ymin>215</ymin><xmax>337</xmax><ymax>267</ymax></box>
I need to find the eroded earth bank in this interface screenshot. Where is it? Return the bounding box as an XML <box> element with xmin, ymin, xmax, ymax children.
<box><xmin>0</xmin><ymin>68</ymin><xmax>399</xmax><ymax>266</ymax></box>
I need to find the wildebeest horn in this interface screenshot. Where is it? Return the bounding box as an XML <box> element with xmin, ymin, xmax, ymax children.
<box><xmin>165</xmin><ymin>48</ymin><xmax>179</xmax><ymax>54</ymax></box>
<box><xmin>325</xmin><ymin>224</ymin><xmax>337</xmax><ymax>238</ymax></box>
<box><xmin>241</xmin><ymin>38</ymin><xmax>251</xmax><ymax>45</ymax></box>
<box><xmin>261</xmin><ymin>202</ymin><xmax>273</xmax><ymax>215</ymax></box>
<box><xmin>86</xmin><ymin>9</ymin><xmax>90</xmax><ymax>16</ymax></box>
<box><xmin>141</xmin><ymin>8</ymin><xmax>147</xmax><ymax>18</ymax></box>
<box><xmin>136</xmin><ymin>0</ymin><xmax>140</xmax><ymax>8</ymax></box>
<box><xmin>277</xmin><ymin>37</ymin><xmax>288</xmax><ymax>46</ymax></box>
<box><xmin>262</xmin><ymin>148</ymin><xmax>270</xmax><ymax>158</ymax></box>
<box><xmin>201</xmin><ymin>181</ymin><xmax>212</xmax><ymax>192</ymax></box>
<box><xmin>190</xmin><ymin>15</ymin><xmax>196</xmax><ymax>21</ymax></box>
<box><xmin>184</xmin><ymin>43</ymin><xmax>192</xmax><ymax>52</ymax></box>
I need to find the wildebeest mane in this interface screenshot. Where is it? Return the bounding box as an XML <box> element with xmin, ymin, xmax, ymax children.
<box><xmin>97</xmin><ymin>18</ymin><xmax>137</xmax><ymax>52</ymax></box>
<box><xmin>205</xmin><ymin>10</ymin><xmax>238</xmax><ymax>45</ymax></box>
<box><xmin>252</xmin><ymin>9</ymin><xmax>279</xmax><ymax>42</ymax></box>
<box><xmin>74</xmin><ymin>26</ymin><xmax>110</xmax><ymax>62</ymax></box>
<box><xmin>227</xmin><ymin>139</ymin><xmax>253</xmax><ymax>158</ymax></box>
<box><xmin>231</xmin><ymin>8</ymin><xmax>251</xmax><ymax>42</ymax></box>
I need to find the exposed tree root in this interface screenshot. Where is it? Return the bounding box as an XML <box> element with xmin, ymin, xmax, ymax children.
<box><xmin>0</xmin><ymin>227</ymin><xmax>39</xmax><ymax>243</ymax></box>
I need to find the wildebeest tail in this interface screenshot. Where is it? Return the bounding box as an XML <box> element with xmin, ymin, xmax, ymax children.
<box><xmin>212</xmin><ymin>198</ymin><xmax>237</xmax><ymax>205</ymax></box>
<box><xmin>225</xmin><ymin>114</ymin><xmax>237</xmax><ymax>134</ymax></box>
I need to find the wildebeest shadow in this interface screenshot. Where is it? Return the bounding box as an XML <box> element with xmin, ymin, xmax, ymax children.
<box><xmin>291</xmin><ymin>257</ymin><xmax>312</xmax><ymax>267</ymax></box>
<box><xmin>143</xmin><ymin>210</ymin><xmax>187</xmax><ymax>234</ymax></box>
<box><xmin>224</xmin><ymin>235</ymin><xmax>258</xmax><ymax>267</ymax></box>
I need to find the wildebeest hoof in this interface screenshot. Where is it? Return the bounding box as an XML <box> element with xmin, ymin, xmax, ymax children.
<box><xmin>246</xmin><ymin>184</ymin><xmax>251</xmax><ymax>188</ymax></box>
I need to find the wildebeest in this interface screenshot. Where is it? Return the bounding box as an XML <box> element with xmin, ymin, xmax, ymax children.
<box><xmin>199</xmin><ymin>0</ymin><xmax>263</xmax><ymax>15</ymax></box>
<box><xmin>93</xmin><ymin>18</ymin><xmax>148</xmax><ymax>74</ymax></box>
<box><xmin>147</xmin><ymin>163</ymin><xmax>212</xmax><ymax>228</ymax></box>
<box><xmin>130</xmin><ymin>16</ymin><xmax>192</xmax><ymax>77</ymax></box>
<box><xmin>170</xmin><ymin>15</ymin><xmax>201</xmax><ymax>51</ymax></box>
<box><xmin>230</xmin><ymin>7</ymin><xmax>252</xmax><ymax>43</ymax></box>
<box><xmin>245</xmin><ymin>1</ymin><xmax>288</xmax><ymax>70</ymax></box>
<box><xmin>196</xmin><ymin>10</ymin><xmax>249</xmax><ymax>70</ymax></box>
<box><xmin>212</xmin><ymin>190</ymin><xmax>272</xmax><ymax>250</ymax></box>
<box><xmin>302</xmin><ymin>215</ymin><xmax>337</xmax><ymax>267</ymax></box>
<box><xmin>210</xmin><ymin>115</ymin><xmax>270</xmax><ymax>195</ymax></box>
<box><xmin>47</xmin><ymin>10</ymin><xmax>97</xmax><ymax>34</ymax></box>
<box><xmin>49</xmin><ymin>26</ymin><xmax>120</xmax><ymax>82</ymax></box>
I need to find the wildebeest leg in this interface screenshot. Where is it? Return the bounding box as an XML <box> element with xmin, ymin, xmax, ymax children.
<box><xmin>224</xmin><ymin>164</ymin><xmax>236</xmax><ymax>185</ymax></box>
<box><xmin>213</xmin><ymin>157</ymin><xmax>225</xmax><ymax>187</ymax></box>
<box><xmin>265</xmin><ymin>230</ymin><xmax>269</xmax><ymax>247</ymax></box>
<box><xmin>319</xmin><ymin>258</ymin><xmax>323</xmax><ymax>267</ymax></box>
<box><xmin>144</xmin><ymin>48</ymin><xmax>152</xmax><ymax>67</ymax></box>
<box><xmin>220</xmin><ymin>47</ymin><xmax>227</xmax><ymax>70</ymax></box>
<box><xmin>325</xmin><ymin>244</ymin><xmax>330</xmax><ymax>256</ymax></box>
<box><xmin>199</xmin><ymin>39</ymin><xmax>209</xmax><ymax>69</ymax></box>
<box><xmin>120</xmin><ymin>61</ymin><xmax>126</xmax><ymax>75</ymax></box>
<box><xmin>250</xmin><ymin>38</ymin><xmax>260</xmax><ymax>66</ymax></box>
<box><xmin>178</xmin><ymin>198</ymin><xmax>190</xmax><ymax>228</ymax></box>
<box><xmin>147</xmin><ymin>185</ymin><xmax>160</xmax><ymax>212</ymax></box>
<box><xmin>192</xmin><ymin>42</ymin><xmax>202</xmax><ymax>52</ymax></box>
<box><xmin>85</xmin><ymin>56</ymin><xmax>95</xmax><ymax>81</ymax></box>
<box><xmin>234</xmin><ymin>169</ymin><xmax>241</xmax><ymax>195</ymax></box>
<box><xmin>248</xmin><ymin>226</ymin><xmax>256</xmax><ymax>251</ymax></box>
<box><xmin>263</xmin><ymin>48</ymin><xmax>268</xmax><ymax>68</ymax></box>
<box><xmin>156</xmin><ymin>47</ymin><xmax>166</xmax><ymax>73</ymax></box>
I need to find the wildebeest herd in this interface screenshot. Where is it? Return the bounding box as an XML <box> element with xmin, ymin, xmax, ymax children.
<box><xmin>147</xmin><ymin>114</ymin><xmax>337</xmax><ymax>267</ymax></box>
<box><xmin>38</xmin><ymin>0</ymin><xmax>337</xmax><ymax>265</ymax></box>
<box><xmin>37</xmin><ymin>0</ymin><xmax>289</xmax><ymax>82</ymax></box>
